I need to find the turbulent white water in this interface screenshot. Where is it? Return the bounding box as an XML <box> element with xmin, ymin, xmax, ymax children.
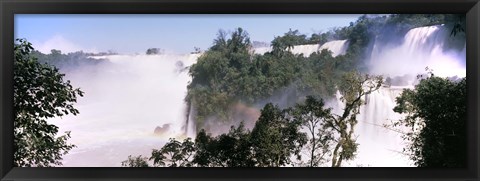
<box><xmin>318</xmin><ymin>40</ymin><xmax>349</xmax><ymax>57</ymax></box>
<box><xmin>186</xmin><ymin>103</ymin><xmax>197</xmax><ymax>138</ymax></box>
<box><xmin>48</xmin><ymin>39</ymin><xmax>348</xmax><ymax>167</ymax></box>
<box><xmin>48</xmin><ymin>54</ymin><xmax>200</xmax><ymax>166</ymax></box>
<box><xmin>327</xmin><ymin>87</ymin><xmax>413</xmax><ymax>167</ymax></box>
<box><xmin>333</xmin><ymin>25</ymin><xmax>465</xmax><ymax>167</ymax></box>
<box><xmin>253</xmin><ymin>40</ymin><xmax>348</xmax><ymax>57</ymax></box>
<box><xmin>369</xmin><ymin>25</ymin><xmax>466</xmax><ymax>78</ymax></box>
<box><xmin>49</xmin><ymin>25</ymin><xmax>464</xmax><ymax>167</ymax></box>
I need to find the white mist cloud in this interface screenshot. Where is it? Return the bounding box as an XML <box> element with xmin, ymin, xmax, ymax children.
<box><xmin>368</xmin><ymin>25</ymin><xmax>466</xmax><ymax>79</ymax></box>
<box><xmin>48</xmin><ymin>53</ymin><xmax>200</xmax><ymax>166</ymax></box>
<box><xmin>32</xmin><ymin>35</ymin><xmax>98</xmax><ymax>54</ymax></box>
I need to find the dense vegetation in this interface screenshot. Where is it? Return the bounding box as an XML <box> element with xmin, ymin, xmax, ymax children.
<box><xmin>392</xmin><ymin>71</ymin><xmax>466</xmax><ymax>167</ymax></box>
<box><xmin>123</xmin><ymin>75</ymin><xmax>383</xmax><ymax>167</ymax></box>
<box><xmin>122</xmin><ymin>14</ymin><xmax>466</xmax><ymax>167</ymax></box>
<box><xmin>13</xmin><ymin>14</ymin><xmax>466</xmax><ymax>167</ymax></box>
<box><xmin>186</xmin><ymin>14</ymin><xmax>464</xmax><ymax>132</ymax></box>
<box><xmin>13</xmin><ymin>39</ymin><xmax>83</xmax><ymax>167</ymax></box>
<box><xmin>186</xmin><ymin>28</ymin><xmax>352</xmax><ymax>131</ymax></box>
<box><xmin>30</xmin><ymin>49</ymin><xmax>103</xmax><ymax>71</ymax></box>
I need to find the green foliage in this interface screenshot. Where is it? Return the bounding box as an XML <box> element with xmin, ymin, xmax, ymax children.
<box><xmin>334</xmin><ymin>14</ymin><xmax>463</xmax><ymax>70</ymax></box>
<box><xmin>393</xmin><ymin>73</ymin><xmax>466</xmax><ymax>167</ymax></box>
<box><xmin>185</xmin><ymin>14</ymin><xmax>464</xmax><ymax>159</ymax></box>
<box><xmin>126</xmin><ymin>71</ymin><xmax>381</xmax><ymax>168</ymax></box>
<box><xmin>193</xmin><ymin>122</ymin><xmax>255</xmax><ymax>167</ymax></box>
<box><xmin>346</xmin><ymin>15</ymin><xmax>377</xmax><ymax>56</ymax></box>
<box><xmin>299</xmin><ymin>49</ymin><xmax>343</xmax><ymax>98</ymax></box>
<box><xmin>191</xmin><ymin>129</ymin><xmax>213</xmax><ymax>166</ymax></box>
<box><xmin>13</xmin><ymin>39</ymin><xmax>83</xmax><ymax>167</ymax></box>
<box><xmin>187</xmin><ymin>27</ymin><xmax>354</xmax><ymax>131</ymax></box>
<box><xmin>121</xmin><ymin>155</ymin><xmax>150</xmax><ymax>167</ymax></box>
<box><xmin>446</xmin><ymin>14</ymin><xmax>465</xmax><ymax>37</ymax></box>
<box><xmin>31</xmin><ymin>49</ymin><xmax>102</xmax><ymax>70</ymax></box>
<box><xmin>124</xmin><ymin>103</ymin><xmax>309</xmax><ymax>167</ymax></box>
<box><xmin>330</xmin><ymin>71</ymin><xmax>383</xmax><ymax>167</ymax></box>
<box><xmin>382</xmin><ymin>14</ymin><xmax>445</xmax><ymax>36</ymax></box>
<box><xmin>271</xmin><ymin>29</ymin><xmax>306</xmax><ymax>56</ymax></box>
<box><xmin>443</xmin><ymin>14</ymin><xmax>466</xmax><ymax>51</ymax></box>
<box><xmin>149</xmin><ymin>138</ymin><xmax>195</xmax><ymax>167</ymax></box>
<box><xmin>270</xmin><ymin>29</ymin><xmax>333</xmax><ymax>57</ymax></box>
<box><xmin>122</xmin><ymin>138</ymin><xmax>196</xmax><ymax>168</ymax></box>
<box><xmin>187</xmin><ymin>28</ymin><xmax>254</xmax><ymax>128</ymax></box>
<box><xmin>191</xmin><ymin>104</ymin><xmax>308</xmax><ymax>167</ymax></box>
<box><xmin>292</xmin><ymin>96</ymin><xmax>334</xmax><ymax>167</ymax></box>
<box><xmin>308</xmin><ymin>32</ymin><xmax>330</xmax><ymax>45</ymax></box>
<box><xmin>250</xmin><ymin>103</ymin><xmax>307</xmax><ymax>167</ymax></box>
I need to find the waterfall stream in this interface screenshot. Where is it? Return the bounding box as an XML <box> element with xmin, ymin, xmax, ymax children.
<box><xmin>49</xmin><ymin>25</ymin><xmax>464</xmax><ymax>166</ymax></box>
<box><xmin>253</xmin><ymin>39</ymin><xmax>349</xmax><ymax>57</ymax></box>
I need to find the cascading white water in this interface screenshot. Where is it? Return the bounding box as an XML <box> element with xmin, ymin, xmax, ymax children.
<box><xmin>369</xmin><ymin>25</ymin><xmax>466</xmax><ymax>78</ymax></box>
<box><xmin>318</xmin><ymin>40</ymin><xmax>349</xmax><ymax>57</ymax></box>
<box><xmin>47</xmin><ymin>24</ymin><xmax>464</xmax><ymax>167</ymax></box>
<box><xmin>48</xmin><ymin>53</ymin><xmax>200</xmax><ymax>166</ymax></box>
<box><xmin>333</xmin><ymin>25</ymin><xmax>465</xmax><ymax>167</ymax></box>
<box><xmin>323</xmin><ymin>87</ymin><xmax>411</xmax><ymax>167</ymax></box>
<box><xmin>327</xmin><ymin>87</ymin><xmax>413</xmax><ymax>167</ymax></box>
<box><xmin>289</xmin><ymin>44</ymin><xmax>321</xmax><ymax>55</ymax></box>
<box><xmin>186</xmin><ymin>103</ymin><xmax>197</xmax><ymax>138</ymax></box>
<box><xmin>253</xmin><ymin>39</ymin><xmax>348</xmax><ymax>57</ymax></box>
<box><xmin>252</xmin><ymin>46</ymin><xmax>272</xmax><ymax>55</ymax></box>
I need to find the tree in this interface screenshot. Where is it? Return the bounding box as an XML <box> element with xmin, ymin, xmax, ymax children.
<box><xmin>192</xmin><ymin>47</ymin><xmax>202</xmax><ymax>54</ymax></box>
<box><xmin>308</xmin><ymin>33</ymin><xmax>329</xmax><ymax>45</ymax></box>
<box><xmin>121</xmin><ymin>155</ymin><xmax>150</xmax><ymax>167</ymax></box>
<box><xmin>270</xmin><ymin>29</ymin><xmax>310</xmax><ymax>57</ymax></box>
<box><xmin>13</xmin><ymin>39</ymin><xmax>83</xmax><ymax>167</ymax></box>
<box><xmin>146</xmin><ymin>48</ymin><xmax>162</xmax><ymax>55</ymax></box>
<box><xmin>447</xmin><ymin>14</ymin><xmax>465</xmax><ymax>37</ymax></box>
<box><xmin>211</xmin><ymin>29</ymin><xmax>228</xmax><ymax>52</ymax></box>
<box><xmin>187</xmin><ymin>28</ymin><xmax>254</xmax><ymax>131</ymax></box>
<box><xmin>31</xmin><ymin>49</ymin><xmax>102</xmax><ymax>71</ymax></box>
<box><xmin>192</xmin><ymin>129</ymin><xmax>215</xmax><ymax>166</ymax></box>
<box><xmin>250</xmin><ymin>103</ymin><xmax>307</xmax><ymax>167</ymax></box>
<box><xmin>271</xmin><ymin>36</ymin><xmax>288</xmax><ymax>57</ymax></box>
<box><xmin>193</xmin><ymin>122</ymin><xmax>254</xmax><ymax>167</ymax></box>
<box><xmin>393</xmin><ymin>72</ymin><xmax>466</xmax><ymax>167</ymax></box>
<box><xmin>292</xmin><ymin>96</ymin><xmax>334</xmax><ymax>167</ymax></box>
<box><xmin>150</xmin><ymin>138</ymin><xmax>195</xmax><ymax>167</ymax></box>
<box><xmin>223</xmin><ymin>122</ymin><xmax>255</xmax><ymax>167</ymax></box>
<box><xmin>328</xmin><ymin>71</ymin><xmax>383</xmax><ymax>167</ymax></box>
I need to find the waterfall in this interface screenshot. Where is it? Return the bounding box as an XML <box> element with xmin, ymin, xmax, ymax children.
<box><xmin>289</xmin><ymin>44</ymin><xmax>321</xmax><ymax>55</ymax></box>
<box><xmin>252</xmin><ymin>46</ymin><xmax>272</xmax><ymax>55</ymax></box>
<box><xmin>48</xmin><ymin>53</ymin><xmax>200</xmax><ymax>166</ymax></box>
<box><xmin>185</xmin><ymin>101</ymin><xmax>191</xmax><ymax>136</ymax></box>
<box><xmin>253</xmin><ymin>39</ymin><xmax>348</xmax><ymax>57</ymax></box>
<box><xmin>369</xmin><ymin>25</ymin><xmax>466</xmax><ymax>78</ymax></box>
<box><xmin>325</xmin><ymin>87</ymin><xmax>412</xmax><ymax>167</ymax></box>
<box><xmin>353</xmin><ymin>87</ymin><xmax>411</xmax><ymax>166</ymax></box>
<box><xmin>339</xmin><ymin>25</ymin><xmax>466</xmax><ymax>167</ymax></box>
<box><xmin>47</xmin><ymin>25</ymin><xmax>464</xmax><ymax>167</ymax></box>
<box><xmin>318</xmin><ymin>40</ymin><xmax>349</xmax><ymax>57</ymax></box>
<box><xmin>186</xmin><ymin>102</ymin><xmax>197</xmax><ymax>138</ymax></box>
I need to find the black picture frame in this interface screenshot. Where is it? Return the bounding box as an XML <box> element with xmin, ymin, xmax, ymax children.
<box><xmin>1</xmin><ymin>0</ymin><xmax>479</xmax><ymax>180</ymax></box>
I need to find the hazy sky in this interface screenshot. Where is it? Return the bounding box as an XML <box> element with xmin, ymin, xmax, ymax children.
<box><xmin>15</xmin><ymin>14</ymin><xmax>361</xmax><ymax>54</ymax></box>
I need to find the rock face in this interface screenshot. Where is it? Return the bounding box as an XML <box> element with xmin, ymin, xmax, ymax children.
<box><xmin>154</xmin><ymin>124</ymin><xmax>171</xmax><ymax>135</ymax></box>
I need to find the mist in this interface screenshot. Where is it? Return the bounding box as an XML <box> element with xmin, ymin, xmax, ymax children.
<box><xmin>45</xmin><ymin>23</ymin><xmax>465</xmax><ymax>167</ymax></box>
<box><xmin>368</xmin><ymin>25</ymin><xmax>466</xmax><ymax>78</ymax></box>
<box><xmin>48</xmin><ymin>53</ymin><xmax>200</xmax><ymax>166</ymax></box>
<box><xmin>199</xmin><ymin>41</ymin><xmax>350</xmax><ymax>135</ymax></box>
